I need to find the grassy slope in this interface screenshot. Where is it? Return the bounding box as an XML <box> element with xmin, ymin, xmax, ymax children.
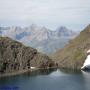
<box><xmin>52</xmin><ymin>25</ymin><xmax>90</xmax><ymax>70</ymax></box>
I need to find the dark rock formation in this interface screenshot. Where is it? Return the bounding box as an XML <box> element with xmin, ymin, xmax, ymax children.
<box><xmin>0</xmin><ymin>37</ymin><xmax>55</xmax><ymax>74</ymax></box>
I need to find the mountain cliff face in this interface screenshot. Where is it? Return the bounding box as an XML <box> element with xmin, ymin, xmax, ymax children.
<box><xmin>52</xmin><ymin>24</ymin><xmax>90</xmax><ymax>70</ymax></box>
<box><xmin>0</xmin><ymin>24</ymin><xmax>78</xmax><ymax>54</ymax></box>
<box><xmin>0</xmin><ymin>37</ymin><xmax>55</xmax><ymax>74</ymax></box>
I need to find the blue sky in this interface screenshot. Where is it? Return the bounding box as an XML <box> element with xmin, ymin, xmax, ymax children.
<box><xmin>0</xmin><ymin>0</ymin><xmax>90</xmax><ymax>31</ymax></box>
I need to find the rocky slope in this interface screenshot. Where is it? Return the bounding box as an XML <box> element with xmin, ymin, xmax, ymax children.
<box><xmin>0</xmin><ymin>24</ymin><xmax>78</xmax><ymax>54</ymax></box>
<box><xmin>0</xmin><ymin>37</ymin><xmax>55</xmax><ymax>74</ymax></box>
<box><xmin>52</xmin><ymin>24</ymin><xmax>90</xmax><ymax>70</ymax></box>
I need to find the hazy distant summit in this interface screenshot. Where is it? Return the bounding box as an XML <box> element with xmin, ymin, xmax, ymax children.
<box><xmin>0</xmin><ymin>24</ymin><xmax>78</xmax><ymax>54</ymax></box>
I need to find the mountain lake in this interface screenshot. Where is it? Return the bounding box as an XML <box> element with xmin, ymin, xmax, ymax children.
<box><xmin>0</xmin><ymin>69</ymin><xmax>90</xmax><ymax>90</ymax></box>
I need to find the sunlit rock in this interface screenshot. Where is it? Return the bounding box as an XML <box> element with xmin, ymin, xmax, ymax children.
<box><xmin>30</xmin><ymin>67</ymin><xmax>36</xmax><ymax>69</ymax></box>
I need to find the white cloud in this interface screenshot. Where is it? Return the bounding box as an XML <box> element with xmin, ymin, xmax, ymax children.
<box><xmin>0</xmin><ymin>0</ymin><xmax>90</xmax><ymax>30</ymax></box>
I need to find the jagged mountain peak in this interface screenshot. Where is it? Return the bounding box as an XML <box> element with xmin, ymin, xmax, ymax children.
<box><xmin>81</xmin><ymin>24</ymin><xmax>90</xmax><ymax>34</ymax></box>
<box><xmin>30</xmin><ymin>24</ymin><xmax>37</xmax><ymax>28</ymax></box>
<box><xmin>57</xmin><ymin>26</ymin><xmax>69</xmax><ymax>31</ymax></box>
<box><xmin>55</xmin><ymin>26</ymin><xmax>76</xmax><ymax>37</ymax></box>
<box><xmin>0</xmin><ymin>25</ymin><xmax>78</xmax><ymax>53</ymax></box>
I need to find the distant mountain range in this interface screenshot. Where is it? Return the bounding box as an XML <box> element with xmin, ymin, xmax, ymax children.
<box><xmin>0</xmin><ymin>24</ymin><xmax>78</xmax><ymax>54</ymax></box>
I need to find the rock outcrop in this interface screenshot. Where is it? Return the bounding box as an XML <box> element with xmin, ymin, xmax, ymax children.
<box><xmin>0</xmin><ymin>37</ymin><xmax>55</xmax><ymax>74</ymax></box>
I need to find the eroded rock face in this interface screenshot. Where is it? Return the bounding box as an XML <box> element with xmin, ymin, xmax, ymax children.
<box><xmin>0</xmin><ymin>37</ymin><xmax>55</xmax><ymax>74</ymax></box>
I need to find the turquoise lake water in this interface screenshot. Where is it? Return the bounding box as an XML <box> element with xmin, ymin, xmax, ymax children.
<box><xmin>0</xmin><ymin>69</ymin><xmax>90</xmax><ymax>90</ymax></box>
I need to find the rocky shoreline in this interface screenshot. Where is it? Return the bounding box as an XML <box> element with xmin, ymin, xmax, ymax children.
<box><xmin>0</xmin><ymin>67</ymin><xmax>58</xmax><ymax>78</ymax></box>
